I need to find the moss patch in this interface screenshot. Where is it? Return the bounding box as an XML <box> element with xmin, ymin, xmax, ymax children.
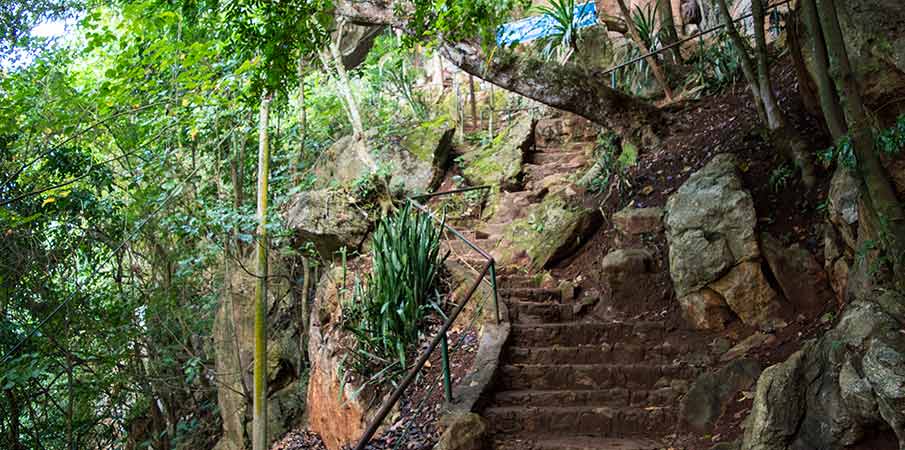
<box><xmin>460</xmin><ymin>115</ymin><xmax>534</xmax><ymax>188</ymax></box>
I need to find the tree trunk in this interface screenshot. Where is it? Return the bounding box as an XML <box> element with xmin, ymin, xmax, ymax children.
<box><xmin>657</xmin><ymin>0</ymin><xmax>683</xmax><ymax>63</ymax></box>
<box><xmin>291</xmin><ymin>56</ymin><xmax>307</xmax><ymax>186</ymax></box>
<box><xmin>817</xmin><ymin>0</ymin><xmax>905</xmax><ymax>287</ymax></box>
<box><xmin>334</xmin><ymin>1</ymin><xmax>663</xmax><ymax>146</ymax></box>
<box><xmin>329</xmin><ymin>20</ymin><xmax>365</xmax><ymax>137</ymax></box>
<box><xmin>716</xmin><ymin>0</ymin><xmax>766</xmax><ymax>123</ymax></box>
<box><xmin>252</xmin><ymin>93</ymin><xmax>271</xmax><ymax>450</ymax></box>
<box><xmin>468</xmin><ymin>75</ymin><xmax>478</xmax><ymax>129</ymax></box>
<box><xmin>616</xmin><ymin>0</ymin><xmax>674</xmax><ymax>101</ymax></box>
<box><xmin>441</xmin><ymin>42</ymin><xmax>664</xmax><ymax>146</ymax></box>
<box><xmin>800</xmin><ymin>0</ymin><xmax>846</xmax><ymax>141</ymax></box>
<box><xmin>786</xmin><ymin>9</ymin><xmax>822</xmax><ymax>117</ymax></box>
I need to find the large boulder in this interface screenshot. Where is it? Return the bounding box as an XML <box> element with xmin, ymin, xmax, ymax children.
<box><xmin>314</xmin><ymin>118</ymin><xmax>454</xmax><ymax>196</ymax></box>
<box><xmin>213</xmin><ymin>255</ymin><xmax>306</xmax><ymax>450</ymax></box>
<box><xmin>496</xmin><ymin>190</ymin><xmax>600</xmax><ymax>270</ymax></box>
<box><xmin>740</xmin><ymin>291</ymin><xmax>905</xmax><ymax>450</ymax></box>
<box><xmin>460</xmin><ymin>114</ymin><xmax>535</xmax><ymax>190</ymax></box>
<box><xmin>665</xmin><ymin>154</ymin><xmax>787</xmax><ymax>331</ymax></box>
<box><xmin>284</xmin><ymin>189</ymin><xmax>372</xmax><ymax>259</ymax></box>
<box><xmin>681</xmin><ymin>358</ymin><xmax>762</xmax><ymax>432</ymax></box>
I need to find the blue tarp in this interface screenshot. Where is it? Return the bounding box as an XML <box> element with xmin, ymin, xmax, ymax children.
<box><xmin>497</xmin><ymin>2</ymin><xmax>598</xmax><ymax>46</ymax></box>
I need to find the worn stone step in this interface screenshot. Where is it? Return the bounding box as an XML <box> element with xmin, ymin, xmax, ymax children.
<box><xmin>497</xmin><ymin>363</ymin><xmax>696</xmax><ymax>391</ymax></box>
<box><xmin>484</xmin><ymin>404</ymin><xmax>676</xmax><ymax>436</ymax></box>
<box><xmin>491</xmin><ymin>387</ymin><xmax>681</xmax><ymax>408</ymax></box>
<box><xmin>499</xmin><ymin>275</ymin><xmax>541</xmax><ymax>289</ymax></box>
<box><xmin>501</xmin><ymin>287</ymin><xmax>561</xmax><ymax>302</ymax></box>
<box><xmin>509</xmin><ymin>322</ymin><xmax>668</xmax><ymax>347</ymax></box>
<box><xmin>508</xmin><ymin>301</ymin><xmax>574</xmax><ymax>324</ymax></box>
<box><xmin>526</xmin><ymin>150</ymin><xmax>588</xmax><ymax>165</ymax></box>
<box><xmin>493</xmin><ymin>435</ymin><xmax>664</xmax><ymax>450</ymax></box>
<box><xmin>505</xmin><ymin>343</ymin><xmax>688</xmax><ymax>365</ymax></box>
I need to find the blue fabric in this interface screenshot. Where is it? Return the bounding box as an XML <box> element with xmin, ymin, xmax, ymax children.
<box><xmin>497</xmin><ymin>2</ymin><xmax>598</xmax><ymax>46</ymax></box>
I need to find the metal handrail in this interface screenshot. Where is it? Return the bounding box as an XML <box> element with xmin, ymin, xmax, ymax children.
<box><xmin>351</xmin><ymin>187</ymin><xmax>500</xmax><ymax>450</ymax></box>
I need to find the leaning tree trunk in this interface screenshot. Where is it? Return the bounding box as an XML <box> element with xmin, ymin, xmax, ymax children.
<box><xmin>616</xmin><ymin>0</ymin><xmax>674</xmax><ymax>101</ymax></box>
<box><xmin>716</xmin><ymin>0</ymin><xmax>766</xmax><ymax>122</ymax></box>
<box><xmin>817</xmin><ymin>0</ymin><xmax>905</xmax><ymax>287</ymax></box>
<box><xmin>335</xmin><ymin>0</ymin><xmax>664</xmax><ymax>146</ymax></box>
<box><xmin>328</xmin><ymin>21</ymin><xmax>365</xmax><ymax>138</ymax></box>
<box><xmin>291</xmin><ymin>55</ymin><xmax>307</xmax><ymax>186</ymax></box>
<box><xmin>799</xmin><ymin>0</ymin><xmax>846</xmax><ymax>141</ymax></box>
<box><xmin>252</xmin><ymin>93</ymin><xmax>271</xmax><ymax>450</ymax></box>
<box><xmin>657</xmin><ymin>0</ymin><xmax>683</xmax><ymax>63</ymax></box>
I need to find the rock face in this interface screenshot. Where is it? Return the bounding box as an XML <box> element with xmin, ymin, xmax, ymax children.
<box><xmin>740</xmin><ymin>290</ymin><xmax>905</xmax><ymax>450</ymax></box>
<box><xmin>760</xmin><ymin>233</ymin><xmax>833</xmax><ymax>318</ymax></box>
<box><xmin>284</xmin><ymin>189</ymin><xmax>372</xmax><ymax>259</ymax></box>
<box><xmin>306</xmin><ymin>266</ymin><xmax>384</xmax><ymax>450</ymax></box>
<box><xmin>665</xmin><ymin>154</ymin><xmax>787</xmax><ymax>331</ymax></box>
<box><xmin>461</xmin><ymin>114</ymin><xmax>535</xmax><ymax>190</ymax></box>
<box><xmin>681</xmin><ymin>358</ymin><xmax>762</xmax><ymax>432</ymax></box>
<box><xmin>314</xmin><ymin>118</ymin><xmax>454</xmax><ymax>196</ymax></box>
<box><xmin>213</xmin><ymin>255</ymin><xmax>306</xmax><ymax>450</ymax></box>
<box><xmin>497</xmin><ymin>190</ymin><xmax>600</xmax><ymax>270</ymax></box>
<box><xmin>433</xmin><ymin>412</ymin><xmax>489</xmax><ymax>450</ymax></box>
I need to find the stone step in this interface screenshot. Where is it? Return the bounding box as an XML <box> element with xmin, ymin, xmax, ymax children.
<box><xmin>441</xmin><ymin>238</ymin><xmax>499</xmax><ymax>258</ymax></box>
<box><xmin>499</xmin><ymin>275</ymin><xmax>541</xmax><ymax>289</ymax></box>
<box><xmin>497</xmin><ymin>363</ymin><xmax>695</xmax><ymax>391</ymax></box>
<box><xmin>501</xmin><ymin>287</ymin><xmax>561</xmax><ymax>302</ymax></box>
<box><xmin>493</xmin><ymin>435</ymin><xmax>664</xmax><ymax>450</ymax></box>
<box><xmin>507</xmin><ymin>301</ymin><xmax>574</xmax><ymax>324</ymax></box>
<box><xmin>509</xmin><ymin>322</ymin><xmax>668</xmax><ymax>347</ymax></box>
<box><xmin>504</xmin><ymin>343</ymin><xmax>688</xmax><ymax>365</ymax></box>
<box><xmin>491</xmin><ymin>387</ymin><xmax>681</xmax><ymax>408</ymax></box>
<box><xmin>484</xmin><ymin>404</ymin><xmax>676</xmax><ymax>436</ymax></box>
<box><xmin>526</xmin><ymin>150</ymin><xmax>588</xmax><ymax>165</ymax></box>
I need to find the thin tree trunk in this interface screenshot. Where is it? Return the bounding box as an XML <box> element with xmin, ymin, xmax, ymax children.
<box><xmin>617</xmin><ymin>0</ymin><xmax>674</xmax><ymax>101</ymax></box>
<box><xmin>299</xmin><ymin>256</ymin><xmax>310</xmax><ymax>373</ymax></box>
<box><xmin>658</xmin><ymin>0</ymin><xmax>682</xmax><ymax>63</ymax></box>
<box><xmin>716</xmin><ymin>0</ymin><xmax>766</xmax><ymax>123</ymax></box>
<box><xmin>329</xmin><ymin>20</ymin><xmax>364</xmax><ymax>137</ymax></box>
<box><xmin>751</xmin><ymin>0</ymin><xmax>784</xmax><ymax>129</ymax></box>
<box><xmin>252</xmin><ymin>93</ymin><xmax>271</xmax><ymax>450</ymax></box>
<box><xmin>292</xmin><ymin>57</ymin><xmax>307</xmax><ymax>186</ymax></box>
<box><xmin>468</xmin><ymin>75</ymin><xmax>478</xmax><ymax>129</ymax></box>
<box><xmin>800</xmin><ymin>0</ymin><xmax>846</xmax><ymax>140</ymax></box>
<box><xmin>817</xmin><ymin>0</ymin><xmax>905</xmax><ymax>287</ymax></box>
<box><xmin>786</xmin><ymin>9</ymin><xmax>822</xmax><ymax>116</ymax></box>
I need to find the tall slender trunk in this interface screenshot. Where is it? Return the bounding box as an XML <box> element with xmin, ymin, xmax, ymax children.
<box><xmin>617</xmin><ymin>0</ymin><xmax>674</xmax><ymax>101</ymax></box>
<box><xmin>294</xmin><ymin>59</ymin><xmax>307</xmax><ymax>186</ymax></box>
<box><xmin>817</xmin><ymin>0</ymin><xmax>905</xmax><ymax>287</ymax></box>
<box><xmin>329</xmin><ymin>20</ymin><xmax>364</xmax><ymax>137</ymax></box>
<box><xmin>252</xmin><ymin>93</ymin><xmax>271</xmax><ymax>450</ymax></box>
<box><xmin>716</xmin><ymin>0</ymin><xmax>766</xmax><ymax>122</ymax></box>
<box><xmin>800</xmin><ymin>0</ymin><xmax>846</xmax><ymax>141</ymax></box>
<box><xmin>468</xmin><ymin>75</ymin><xmax>478</xmax><ymax>129</ymax></box>
<box><xmin>751</xmin><ymin>0</ymin><xmax>784</xmax><ymax>129</ymax></box>
<box><xmin>657</xmin><ymin>0</ymin><xmax>682</xmax><ymax>63</ymax></box>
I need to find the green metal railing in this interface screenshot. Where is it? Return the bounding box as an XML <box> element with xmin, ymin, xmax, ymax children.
<box><xmin>352</xmin><ymin>185</ymin><xmax>499</xmax><ymax>450</ymax></box>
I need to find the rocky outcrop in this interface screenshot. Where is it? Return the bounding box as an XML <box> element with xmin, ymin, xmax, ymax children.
<box><xmin>496</xmin><ymin>189</ymin><xmax>600</xmax><ymax>270</ymax></box>
<box><xmin>460</xmin><ymin>114</ymin><xmax>535</xmax><ymax>190</ymax></box>
<box><xmin>612</xmin><ymin>206</ymin><xmax>664</xmax><ymax>235</ymax></box>
<box><xmin>665</xmin><ymin>154</ymin><xmax>787</xmax><ymax>331</ymax></box>
<box><xmin>314</xmin><ymin>118</ymin><xmax>454</xmax><ymax>196</ymax></box>
<box><xmin>306</xmin><ymin>266</ymin><xmax>385</xmax><ymax>450</ymax></box>
<box><xmin>740</xmin><ymin>290</ymin><xmax>905</xmax><ymax>450</ymax></box>
<box><xmin>284</xmin><ymin>189</ymin><xmax>372</xmax><ymax>259</ymax></box>
<box><xmin>681</xmin><ymin>358</ymin><xmax>762</xmax><ymax>432</ymax></box>
<box><xmin>213</xmin><ymin>255</ymin><xmax>306</xmax><ymax>450</ymax></box>
<box><xmin>433</xmin><ymin>413</ymin><xmax>489</xmax><ymax>450</ymax></box>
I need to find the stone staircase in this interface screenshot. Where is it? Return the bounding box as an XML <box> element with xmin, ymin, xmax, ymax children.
<box><xmin>438</xmin><ymin>113</ymin><xmax>704</xmax><ymax>450</ymax></box>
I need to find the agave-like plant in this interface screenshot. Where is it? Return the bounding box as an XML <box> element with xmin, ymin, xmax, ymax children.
<box><xmin>536</xmin><ymin>0</ymin><xmax>584</xmax><ymax>64</ymax></box>
<box><xmin>342</xmin><ymin>202</ymin><xmax>444</xmax><ymax>371</ymax></box>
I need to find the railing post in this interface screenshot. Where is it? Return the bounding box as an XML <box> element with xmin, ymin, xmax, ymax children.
<box><xmin>490</xmin><ymin>261</ymin><xmax>501</xmax><ymax>325</ymax></box>
<box><xmin>440</xmin><ymin>332</ymin><xmax>452</xmax><ymax>402</ymax></box>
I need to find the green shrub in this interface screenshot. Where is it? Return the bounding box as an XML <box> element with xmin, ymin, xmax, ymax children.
<box><xmin>342</xmin><ymin>202</ymin><xmax>444</xmax><ymax>371</ymax></box>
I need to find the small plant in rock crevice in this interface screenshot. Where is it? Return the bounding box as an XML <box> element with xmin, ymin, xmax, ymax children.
<box><xmin>769</xmin><ymin>163</ymin><xmax>795</xmax><ymax>192</ymax></box>
<box><xmin>341</xmin><ymin>202</ymin><xmax>445</xmax><ymax>374</ymax></box>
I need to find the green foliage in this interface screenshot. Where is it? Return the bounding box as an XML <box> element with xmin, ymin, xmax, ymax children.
<box><xmin>769</xmin><ymin>163</ymin><xmax>795</xmax><ymax>192</ymax></box>
<box><xmin>406</xmin><ymin>0</ymin><xmax>530</xmax><ymax>52</ymax></box>
<box><xmin>876</xmin><ymin>114</ymin><xmax>905</xmax><ymax>156</ymax></box>
<box><xmin>535</xmin><ymin>0</ymin><xmax>582</xmax><ymax>63</ymax></box>
<box><xmin>342</xmin><ymin>203</ymin><xmax>444</xmax><ymax>372</ymax></box>
<box><xmin>684</xmin><ymin>31</ymin><xmax>745</xmax><ymax>96</ymax></box>
<box><xmin>585</xmin><ymin>131</ymin><xmax>632</xmax><ymax>194</ymax></box>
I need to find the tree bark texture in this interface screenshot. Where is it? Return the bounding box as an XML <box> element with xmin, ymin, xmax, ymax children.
<box><xmin>252</xmin><ymin>94</ymin><xmax>271</xmax><ymax>450</ymax></box>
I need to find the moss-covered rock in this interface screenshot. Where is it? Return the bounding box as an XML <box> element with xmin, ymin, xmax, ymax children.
<box><xmin>496</xmin><ymin>191</ymin><xmax>599</xmax><ymax>270</ymax></box>
<box><xmin>460</xmin><ymin>114</ymin><xmax>535</xmax><ymax>190</ymax></box>
<box><xmin>283</xmin><ymin>189</ymin><xmax>372</xmax><ymax>259</ymax></box>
